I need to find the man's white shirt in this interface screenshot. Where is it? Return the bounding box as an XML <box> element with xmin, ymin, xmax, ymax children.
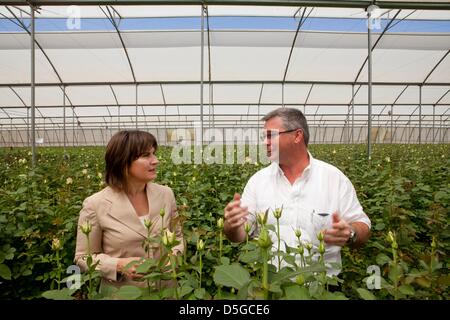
<box><xmin>241</xmin><ymin>151</ymin><xmax>371</xmax><ymax>276</ymax></box>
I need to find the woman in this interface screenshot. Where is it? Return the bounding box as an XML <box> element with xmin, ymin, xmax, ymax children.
<box><xmin>74</xmin><ymin>130</ymin><xmax>184</xmax><ymax>287</ymax></box>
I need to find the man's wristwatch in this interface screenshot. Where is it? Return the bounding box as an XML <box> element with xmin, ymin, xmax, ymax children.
<box><xmin>348</xmin><ymin>227</ymin><xmax>357</xmax><ymax>245</ymax></box>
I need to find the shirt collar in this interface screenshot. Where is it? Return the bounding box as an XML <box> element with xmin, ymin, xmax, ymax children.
<box><xmin>272</xmin><ymin>150</ymin><xmax>314</xmax><ymax>181</ymax></box>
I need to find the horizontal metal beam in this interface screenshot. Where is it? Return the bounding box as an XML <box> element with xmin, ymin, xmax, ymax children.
<box><xmin>2</xmin><ymin>120</ymin><xmax>446</xmax><ymax>127</ymax></box>
<box><xmin>1</xmin><ymin>113</ymin><xmax>448</xmax><ymax>120</ymax></box>
<box><xmin>1</xmin><ymin>103</ymin><xmax>449</xmax><ymax>109</ymax></box>
<box><xmin>3</xmin><ymin>124</ymin><xmax>446</xmax><ymax>133</ymax></box>
<box><xmin>2</xmin><ymin>81</ymin><xmax>450</xmax><ymax>88</ymax></box>
<box><xmin>1</xmin><ymin>1</ymin><xmax>450</xmax><ymax>10</ymax></box>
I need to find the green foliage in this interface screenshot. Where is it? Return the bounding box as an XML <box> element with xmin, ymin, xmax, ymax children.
<box><xmin>0</xmin><ymin>144</ymin><xmax>448</xmax><ymax>300</ymax></box>
<box><xmin>213</xmin><ymin>264</ymin><xmax>250</xmax><ymax>290</ymax></box>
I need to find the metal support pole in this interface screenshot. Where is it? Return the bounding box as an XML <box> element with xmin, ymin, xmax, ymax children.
<box><xmin>419</xmin><ymin>85</ymin><xmax>422</xmax><ymax>144</ymax></box>
<box><xmin>165</xmin><ymin>105</ymin><xmax>167</xmax><ymax>144</ymax></box>
<box><xmin>351</xmin><ymin>84</ymin><xmax>355</xmax><ymax>143</ymax></box>
<box><xmin>210</xmin><ymin>83</ymin><xmax>214</xmax><ymax>128</ymax></box>
<box><xmin>200</xmin><ymin>5</ymin><xmax>205</xmax><ymax>146</ymax></box>
<box><xmin>27</xmin><ymin>107</ymin><xmax>30</xmax><ymax>146</ymax></box>
<box><xmin>391</xmin><ymin>105</ymin><xmax>393</xmax><ymax>143</ymax></box>
<box><xmin>31</xmin><ymin>5</ymin><xmax>36</xmax><ymax>167</ymax></box>
<box><xmin>377</xmin><ymin>114</ymin><xmax>380</xmax><ymax>143</ymax></box>
<box><xmin>72</xmin><ymin>107</ymin><xmax>75</xmax><ymax>146</ymax></box>
<box><xmin>136</xmin><ymin>84</ymin><xmax>138</xmax><ymax>129</ymax></box>
<box><xmin>63</xmin><ymin>86</ymin><xmax>67</xmax><ymax>158</ymax></box>
<box><xmin>347</xmin><ymin>104</ymin><xmax>350</xmax><ymax>143</ymax></box>
<box><xmin>367</xmin><ymin>5</ymin><xmax>376</xmax><ymax>158</ymax></box>
<box><xmin>433</xmin><ymin>105</ymin><xmax>435</xmax><ymax>143</ymax></box>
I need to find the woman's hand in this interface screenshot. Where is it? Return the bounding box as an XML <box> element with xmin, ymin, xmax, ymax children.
<box><xmin>117</xmin><ymin>257</ymin><xmax>144</xmax><ymax>279</ymax></box>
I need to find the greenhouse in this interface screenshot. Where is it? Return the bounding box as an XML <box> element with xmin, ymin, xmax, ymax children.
<box><xmin>0</xmin><ymin>0</ymin><xmax>449</xmax><ymax>150</ymax></box>
<box><xmin>0</xmin><ymin>0</ymin><xmax>448</xmax><ymax>304</ymax></box>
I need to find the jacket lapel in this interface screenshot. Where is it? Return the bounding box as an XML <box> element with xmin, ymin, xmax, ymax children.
<box><xmin>106</xmin><ymin>187</ymin><xmax>148</xmax><ymax>239</ymax></box>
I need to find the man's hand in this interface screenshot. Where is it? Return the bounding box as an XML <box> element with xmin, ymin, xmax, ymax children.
<box><xmin>323</xmin><ymin>213</ymin><xmax>352</xmax><ymax>247</ymax></box>
<box><xmin>224</xmin><ymin>193</ymin><xmax>248</xmax><ymax>229</ymax></box>
<box><xmin>223</xmin><ymin>193</ymin><xmax>248</xmax><ymax>243</ymax></box>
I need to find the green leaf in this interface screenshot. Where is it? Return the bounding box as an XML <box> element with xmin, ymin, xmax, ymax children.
<box><xmin>283</xmin><ymin>255</ymin><xmax>296</xmax><ymax>266</ymax></box>
<box><xmin>141</xmin><ymin>293</ymin><xmax>160</xmax><ymax>300</ymax></box>
<box><xmin>42</xmin><ymin>288</ymin><xmax>75</xmax><ymax>300</ymax></box>
<box><xmin>65</xmin><ymin>221</ymin><xmax>74</xmax><ymax>231</ymax></box>
<box><xmin>4</xmin><ymin>252</ymin><xmax>14</xmax><ymax>260</ymax></box>
<box><xmin>283</xmin><ymin>285</ymin><xmax>310</xmax><ymax>300</ymax></box>
<box><xmin>370</xmin><ymin>242</ymin><xmax>388</xmax><ymax>251</ymax></box>
<box><xmin>434</xmin><ymin>190</ymin><xmax>448</xmax><ymax>202</ymax></box>
<box><xmin>98</xmin><ymin>283</ymin><xmax>118</xmax><ymax>299</ymax></box>
<box><xmin>194</xmin><ymin>288</ymin><xmax>206</xmax><ymax>299</ymax></box>
<box><xmin>16</xmin><ymin>186</ymin><xmax>27</xmax><ymax>194</ymax></box>
<box><xmin>160</xmin><ymin>287</ymin><xmax>175</xmax><ymax>299</ymax></box>
<box><xmin>308</xmin><ymin>281</ymin><xmax>322</xmax><ymax>298</ymax></box>
<box><xmin>143</xmin><ymin>272</ymin><xmax>163</xmax><ymax>281</ymax></box>
<box><xmin>269</xmin><ymin>282</ymin><xmax>282</xmax><ymax>293</ymax></box>
<box><xmin>135</xmin><ymin>259</ymin><xmax>155</xmax><ymax>273</ymax></box>
<box><xmin>356</xmin><ymin>288</ymin><xmax>376</xmax><ymax>300</ymax></box>
<box><xmin>115</xmin><ymin>285</ymin><xmax>142</xmax><ymax>300</ymax></box>
<box><xmin>239</xmin><ymin>250</ymin><xmax>260</xmax><ymax>264</ymax></box>
<box><xmin>374</xmin><ymin>222</ymin><xmax>385</xmax><ymax>231</ymax></box>
<box><xmin>220</xmin><ymin>257</ymin><xmax>230</xmax><ymax>265</ymax></box>
<box><xmin>388</xmin><ymin>264</ymin><xmax>402</xmax><ymax>283</ymax></box>
<box><xmin>179</xmin><ymin>284</ymin><xmax>194</xmax><ymax>298</ymax></box>
<box><xmin>324</xmin><ymin>292</ymin><xmax>349</xmax><ymax>300</ymax></box>
<box><xmin>217</xmin><ymin>290</ymin><xmax>238</xmax><ymax>300</ymax></box>
<box><xmin>437</xmin><ymin>275</ymin><xmax>450</xmax><ymax>286</ymax></box>
<box><xmin>22</xmin><ymin>269</ymin><xmax>32</xmax><ymax>276</ymax></box>
<box><xmin>271</xmin><ymin>264</ymin><xmax>325</xmax><ymax>284</ymax></box>
<box><xmin>376</xmin><ymin>253</ymin><xmax>391</xmax><ymax>266</ymax></box>
<box><xmin>0</xmin><ymin>264</ymin><xmax>11</xmax><ymax>280</ymax></box>
<box><xmin>213</xmin><ymin>263</ymin><xmax>250</xmax><ymax>290</ymax></box>
<box><xmin>399</xmin><ymin>284</ymin><xmax>415</xmax><ymax>296</ymax></box>
<box><xmin>236</xmin><ymin>281</ymin><xmax>250</xmax><ymax>300</ymax></box>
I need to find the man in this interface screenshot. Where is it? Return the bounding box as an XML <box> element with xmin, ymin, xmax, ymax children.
<box><xmin>223</xmin><ymin>108</ymin><xmax>370</xmax><ymax>276</ymax></box>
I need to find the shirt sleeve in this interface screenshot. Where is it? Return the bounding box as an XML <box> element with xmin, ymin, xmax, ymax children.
<box><xmin>338</xmin><ymin>174</ymin><xmax>371</xmax><ymax>229</ymax></box>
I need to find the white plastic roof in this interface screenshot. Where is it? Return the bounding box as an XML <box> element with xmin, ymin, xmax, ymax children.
<box><xmin>0</xmin><ymin>3</ymin><xmax>449</xmax><ymax>141</ymax></box>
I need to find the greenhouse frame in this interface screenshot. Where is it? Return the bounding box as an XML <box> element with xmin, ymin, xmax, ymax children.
<box><xmin>0</xmin><ymin>0</ymin><xmax>449</xmax><ymax>156</ymax></box>
<box><xmin>0</xmin><ymin>1</ymin><xmax>449</xmax><ymax>305</ymax></box>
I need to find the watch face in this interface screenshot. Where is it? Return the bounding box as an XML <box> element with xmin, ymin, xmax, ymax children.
<box><xmin>348</xmin><ymin>229</ymin><xmax>356</xmax><ymax>244</ymax></box>
<box><xmin>350</xmin><ymin>230</ymin><xmax>356</xmax><ymax>242</ymax></box>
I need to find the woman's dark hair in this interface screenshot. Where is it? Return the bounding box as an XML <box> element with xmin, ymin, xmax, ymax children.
<box><xmin>105</xmin><ymin>130</ymin><xmax>158</xmax><ymax>192</ymax></box>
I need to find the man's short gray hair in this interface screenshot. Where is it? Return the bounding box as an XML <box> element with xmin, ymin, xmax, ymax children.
<box><xmin>262</xmin><ymin>107</ymin><xmax>310</xmax><ymax>146</ymax></box>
